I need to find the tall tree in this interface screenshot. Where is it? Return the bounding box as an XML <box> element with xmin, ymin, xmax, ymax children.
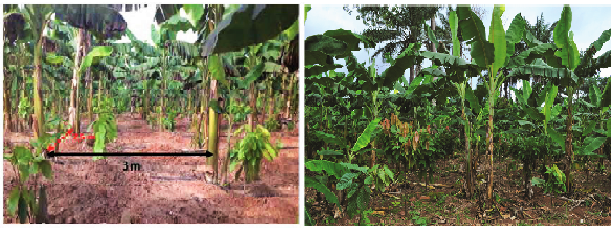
<box><xmin>500</xmin><ymin>12</ymin><xmax>559</xmax><ymax>100</ymax></box>
<box><xmin>343</xmin><ymin>6</ymin><xmax>440</xmax><ymax>82</ymax></box>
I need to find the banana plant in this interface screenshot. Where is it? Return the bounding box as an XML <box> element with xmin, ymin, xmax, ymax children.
<box><xmin>5</xmin><ymin>5</ymin><xmax>54</xmax><ymax>141</ymax></box>
<box><xmin>507</xmin><ymin>5</ymin><xmax>611</xmax><ymax>193</ymax></box>
<box><xmin>4</xmin><ymin>4</ymin><xmax>125</xmax><ymax>153</ymax></box>
<box><xmin>409</xmin><ymin>5</ymin><xmax>527</xmax><ymax>200</ymax></box>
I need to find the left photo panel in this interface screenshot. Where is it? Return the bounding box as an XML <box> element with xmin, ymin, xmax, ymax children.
<box><xmin>2</xmin><ymin>4</ymin><xmax>299</xmax><ymax>224</ymax></box>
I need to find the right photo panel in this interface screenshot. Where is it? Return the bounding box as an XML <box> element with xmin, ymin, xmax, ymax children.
<box><xmin>304</xmin><ymin>4</ymin><xmax>612</xmax><ymax>226</ymax></box>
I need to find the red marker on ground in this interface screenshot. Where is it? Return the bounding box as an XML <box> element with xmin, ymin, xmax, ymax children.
<box><xmin>45</xmin><ymin>128</ymin><xmax>95</xmax><ymax>152</ymax></box>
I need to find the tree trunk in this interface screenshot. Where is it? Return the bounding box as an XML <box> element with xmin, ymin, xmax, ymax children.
<box><xmin>144</xmin><ymin>79</ymin><xmax>150</xmax><ymax>121</ymax></box>
<box><xmin>249</xmin><ymin>83</ymin><xmax>257</xmax><ymax>131</ymax></box>
<box><xmin>431</xmin><ymin>16</ymin><xmax>437</xmax><ymax>107</ymax></box>
<box><xmin>69</xmin><ymin>28</ymin><xmax>87</xmax><ymax>135</ymax></box>
<box><xmin>464</xmin><ymin>117</ymin><xmax>473</xmax><ymax>199</ymax></box>
<box><xmin>207</xmin><ymin>6</ymin><xmax>223</xmax><ymax>185</ymax></box>
<box><xmin>33</xmin><ymin>33</ymin><xmax>46</xmax><ymax>143</ymax></box>
<box><xmin>564</xmin><ymin>86</ymin><xmax>574</xmax><ymax>194</ymax></box>
<box><xmin>202</xmin><ymin>72</ymin><xmax>209</xmax><ymax>149</ymax></box>
<box><xmin>286</xmin><ymin>70</ymin><xmax>295</xmax><ymax>120</ymax></box>
<box><xmin>88</xmin><ymin>70</ymin><xmax>94</xmax><ymax>123</ymax></box>
<box><xmin>523</xmin><ymin>159</ymin><xmax>533</xmax><ymax>199</ymax></box>
<box><xmin>159</xmin><ymin>72</ymin><xmax>165</xmax><ymax>131</ymax></box>
<box><xmin>207</xmin><ymin>73</ymin><xmax>219</xmax><ymax>184</ymax></box>
<box><xmin>4</xmin><ymin>77</ymin><xmax>12</xmax><ymax>132</ymax></box>
<box><xmin>187</xmin><ymin>89</ymin><xmax>191</xmax><ymax>119</ymax></box>
<box><xmin>16</xmin><ymin>73</ymin><xmax>22</xmax><ymax>132</ymax></box>
<box><xmin>409</xmin><ymin>66</ymin><xmax>415</xmax><ymax>83</ymax></box>
<box><xmin>268</xmin><ymin>75</ymin><xmax>275</xmax><ymax>121</ymax></box>
<box><xmin>487</xmin><ymin>113</ymin><xmax>494</xmax><ymax>200</ymax></box>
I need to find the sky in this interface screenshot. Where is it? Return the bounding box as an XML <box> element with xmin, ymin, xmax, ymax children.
<box><xmin>116</xmin><ymin>5</ymin><xmax>198</xmax><ymax>45</ymax></box>
<box><xmin>305</xmin><ymin>4</ymin><xmax>612</xmax><ymax>92</ymax></box>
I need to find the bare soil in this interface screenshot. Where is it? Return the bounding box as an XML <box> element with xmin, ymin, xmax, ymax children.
<box><xmin>306</xmin><ymin>154</ymin><xmax>611</xmax><ymax>226</ymax></box>
<box><xmin>3</xmin><ymin>113</ymin><xmax>299</xmax><ymax>224</ymax></box>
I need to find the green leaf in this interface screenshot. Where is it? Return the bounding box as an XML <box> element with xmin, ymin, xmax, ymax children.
<box><xmin>552</xmin><ymin>5</ymin><xmax>580</xmax><ymax>70</ymax></box>
<box><xmin>305</xmin><ymin>160</ymin><xmax>349</xmax><ymax>179</ymax></box>
<box><xmin>208</xmin><ymin>54</ymin><xmax>231</xmax><ymax>88</ymax></box>
<box><xmin>29</xmin><ymin>161</ymin><xmax>39</xmax><ymax>175</ymax></box>
<box><xmin>305</xmin><ymin>208</ymin><xmax>315</xmax><ymax>226</ymax></box>
<box><xmin>607</xmin><ymin>118</ymin><xmax>611</xmax><ymax>137</ymax></box>
<box><xmin>18</xmin><ymin>195</ymin><xmax>28</xmax><ymax>224</ymax></box>
<box><xmin>93</xmin><ymin>129</ymin><xmax>106</xmax><ymax>153</ymax></box>
<box><xmin>522</xmin><ymin>80</ymin><xmax>532</xmax><ymax>104</ymax></box>
<box><xmin>25</xmin><ymin>189</ymin><xmax>38</xmax><ymax>219</ymax></box>
<box><xmin>543</xmin><ymin>84</ymin><xmax>558</xmax><ymax>126</ymax></box>
<box><xmin>465</xmin><ymin>85</ymin><xmax>482</xmax><ymax>112</ymax></box>
<box><xmin>317</xmin><ymin>150</ymin><xmax>343</xmax><ymax>156</ymax></box>
<box><xmin>35</xmin><ymin>186</ymin><xmax>47</xmax><ymax>223</ymax></box>
<box><xmin>14</xmin><ymin>146</ymin><xmax>32</xmax><ymax>165</ymax></box>
<box><xmin>577</xmin><ymin>137</ymin><xmax>608</xmax><ymax>156</ymax></box>
<box><xmin>45</xmin><ymin>53</ymin><xmax>67</xmax><ymax>65</ymax></box>
<box><xmin>240</xmin><ymin>63</ymin><xmax>265</xmax><ymax>89</ymax></box>
<box><xmin>602</xmin><ymin>78</ymin><xmax>611</xmax><ymax>108</ymax></box>
<box><xmin>160</xmin><ymin>14</ymin><xmax>193</xmax><ymax>32</ymax></box>
<box><xmin>346</xmin><ymin>183</ymin><xmax>359</xmax><ymax>199</ymax></box>
<box><xmin>314</xmin><ymin>131</ymin><xmax>347</xmax><ymax>147</ymax></box>
<box><xmin>448</xmin><ymin>10</ymin><xmax>462</xmax><ymax>57</ymax></box>
<box><xmin>589</xmin><ymin>84</ymin><xmax>602</xmax><ymax>108</ymax></box>
<box><xmin>18</xmin><ymin>164</ymin><xmax>30</xmax><ymax>183</ymax></box>
<box><xmin>151</xmin><ymin>24</ymin><xmax>161</xmax><ymax>45</ymax></box>
<box><xmin>323</xmin><ymin>29</ymin><xmax>376</xmax><ymax>57</ymax></box>
<box><xmin>38</xmin><ymin>160</ymin><xmax>53</xmax><ymax>180</ymax></box>
<box><xmin>304</xmin><ymin>4</ymin><xmax>311</xmax><ymax>23</ymax></box>
<box><xmin>80</xmin><ymin>46</ymin><xmax>113</xmax><ymax>72</ymax></box>
<box><xmin>379</xmin><ymin>44</ymin><xmax>423</xmax><ymax>90</ymax></box>
<box><xmin>264</xmin><ymin>143</ymin><xmax>277</xmax><ymax>161</ymax></box>
<box><xmin>423</xmin><ymin>20</ymin><xmax>437</xmax><ymax>46</ymax></box>
<box><xmin>340</xmin><ymin>162</ymin><xmax>370</xmax><ymax>174</ymax></box>
<box><xmin>356</xmin><ymin>187</ymin><xmax>371</xmax><ymax>212</ymax></box>
<box><xmin>337</xmin><ymin>173</ymin><xmax>359</xmax><ymax>190</ymax></box>
<box><xmin>505</xmin><ymin>13</ymin><xmax>526</xmax><ymax>44</ymax></box>
<box><xmin>384</xmin><ymin>165</ymin><xmax>394</xmax><ymax>180</ymax></box>
<box><xmin>305</xmin><ymin>35</ymin><xmax>347</xmax><ymax>66</ymax></box>
<box><xmin>583</xmin><ymin>120</ymin><xmax>598</xmax><ymax>137</ymax></box>
<box><xmin>305</xmin><ymin>176</ymin><xmax>340</xmax><ymax>206</ymax></box>
<box><xmin>531</xmin><ymin>176</ymin><xmax>545</xmax><ymax>186</ymax></box>
<box><xmin>181</xmin><ymin>4</ymin><xmax>204</xmax><ymax>29</ymax></box>
<box><xmin>547</xmin><ymin>126</ymin><xmax>565</xmax><ymax>148</ymax></box>
<box><xmin>588</xmin><ymin>29</ymin><xmax>611</xmax><ymax>53</ymax></box>
<box><xmin>352</xmin><ymin>118</ymin><xmax>382</xmax><ymax>152</ymax></box>
<box><xmin>457</xmin><ymin>6</ymin><xmax>495</xmax><ymax>68</ymax></box>
<box><xmin>201</xmin><ymin>5</ymin><xmax>298</xmax><ymax>55</ymax></box>
<box><xmin>517</xmin><ymin>120</ymin><xmax>534</xmax><ymax>127</ymax></box>
<box><xmin>525</xmin><ymin>107</ymin><xmax>545</xmax><ymax>121</ymax></box>
<box><xmin>364</xmin><ymin>175</ymin><xmax>373</xmax><ymax>185</ymax></box>
<box><xmin>7</xmin><ymin>188</ymin><xmax>20</xmax><ymax>216</ymax></box>
<box><xmin>378</xmin><ymin>169</ymin><xmax>386</xmax><ymax>185</ymax></box>
<box><xmin>488</xmin><ymin>5</ymin><xmax>506</xmax><ymax>75</ymax></box>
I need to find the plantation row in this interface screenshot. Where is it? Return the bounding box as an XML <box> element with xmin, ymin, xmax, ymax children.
<box><xmin>4</xmin><ymin>4</ymin><xmax>298</xmax><ymax>223</ymax></box>
<box><xmin>305</xmin><ymin>5</ymin><xmax>610</xmax><ymax>225</ymax></box>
